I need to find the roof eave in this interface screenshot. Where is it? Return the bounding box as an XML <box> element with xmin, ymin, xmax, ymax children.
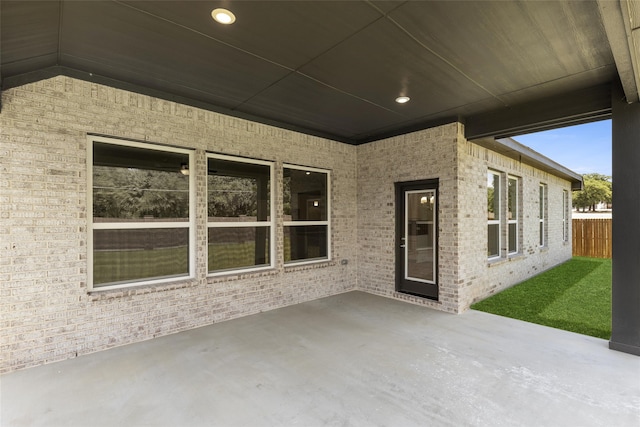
<box><xmin>470</xmin><ymin>137</ymin><xmax>584</xmax><ymax>191</ymax></box>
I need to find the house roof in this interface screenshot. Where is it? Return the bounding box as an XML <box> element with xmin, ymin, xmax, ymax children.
<box><xmin>1</xmin><ymin>1</ymin><xmax>638</xmax><ymax>145</ymax></box>
<box><xmin>471</xmin><ymin>137</ymin><xmax>584</xmax><ymax>190</ymax></box>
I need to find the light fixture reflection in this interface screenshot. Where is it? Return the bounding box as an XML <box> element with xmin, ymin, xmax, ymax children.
<box><xmin>420</xmin><ymin>195</ymin><xmax>435</xmax><ymax>205</ymax></box>
<box><xmin>395</xmin><ymin>96</ymin><xmax>410</xmax><ymax>104</ymax></box>
<box><xmin>180</xmin><ymin>163</ymin><xmax>190</xmax><ymax>176</ymax></box>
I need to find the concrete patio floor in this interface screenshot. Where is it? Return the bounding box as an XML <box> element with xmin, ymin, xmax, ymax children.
<box><xmin>2</xmin><ymin>291</ymin><xmax>639</xmax><ymax>427</ymax></box>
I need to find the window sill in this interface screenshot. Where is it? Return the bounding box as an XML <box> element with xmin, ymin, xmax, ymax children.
<box><xmin>284</xmin><ymin>259</ymin><xmax>336</xmax><ymax>272</ymax></box>
<box><xmin>88</xmin><ymin>277</ymin><xmax>196</xmax><ymax>300</ymax></box>
<box><xmin>487</xmin><ymin>256</ymin><xmax>504</xmax><ymax>266</ymax></box>
<box><xmin>488</xmin><ymin>252</ymin><xmax>524</xmax><ymax>267</ymax></box>
<box><xmin>508</xmin><ymin>253</ymin><xmax>525</xmax><ymax>261</ymax></box>
<box><xmin>207</xmin><ymin>268</ymin><xmax>279</xmax><ymax>283</ymax></box>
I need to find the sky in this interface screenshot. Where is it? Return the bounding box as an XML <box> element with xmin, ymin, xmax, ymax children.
<box><xmin>513</xmin><ymin>120</ymin><xmax>612</xmax><ymax>177</ymax></box>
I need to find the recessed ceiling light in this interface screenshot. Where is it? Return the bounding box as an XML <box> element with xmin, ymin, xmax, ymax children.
<box><xmin>211</xmin><ymin>8</ymin><xmax>236</xmax><ymax>25</ymax></box>
<box><xmin>395</xmin><ymin>96</ymin><xmax>410</xmax><ymax>104</ymax></box>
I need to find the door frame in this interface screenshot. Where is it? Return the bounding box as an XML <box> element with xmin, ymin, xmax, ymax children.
<box><xmin>395</xmin><ymin>179</ymin><xmax>439</xmax><ymax>300</ymax></box>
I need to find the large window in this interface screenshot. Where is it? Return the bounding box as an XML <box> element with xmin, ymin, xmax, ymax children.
<box><xmin>507</xmin><ymin>176</ymin><xmax>520</xmax><ymax>254</ymax></box>
<box><xmin>488</xmin><ymin>172</ymin><xmax>520</xmax><ymax>258</ymax></box>
<box><xmin>487</xmin><ymin>171</ymin><xmax>501</xmax><ymax>259</ymax></box>
<box><xmin>283</xmin><ymin>165</ymin><xmax>330</xmax><ymax>264</ymax></box>
<box><xmin>207</xmin><ymin>154</ymin><xmax>274</xmax><ymax>274</ymax></box>
<box><xmin>539</xmin><ymin>183</ymin><xmax>547</xmax><ymax>247</ymax></box>
<box><xmin>89</xmin><ymin>137</ymin><xmax>194</xmax><ymax>290</ymax></box>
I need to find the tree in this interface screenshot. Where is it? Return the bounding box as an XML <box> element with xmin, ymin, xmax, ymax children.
<box><xmin>573</xmin><ymin>173</ymin><xmax>612</xmax><ymax>212</ymax></box>
<box><xmin>93</xmin><ymin>166</ymin><xmax>189</xmax><ymax>219</ymax></box>
<box><xmin>207</xmin><ymin>175</ymin><xmax>258</xmax><ymax>218</ymax></box>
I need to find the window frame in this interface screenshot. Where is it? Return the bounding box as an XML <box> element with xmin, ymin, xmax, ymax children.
<box><xmin>487</xmin><ymin>170</ymin><xmax>502</xmax><ymax>260</ymax></box>
<box><xmin>88</xmin><ymin>136</ymin><xmax>196</xmax><ymax>291</ymax></box>
<box><xmin>539</xmin><ymin>183</ymin><xmax>547</xmax><ymax>247</ymax></box>
<box><xmin>206</xmin><ymin>153</ymin><xmax>276</xmax><ymax>276</ymax></box>
<box><xmin>507</xmin><ymin>175</ymin><xmax>520</xmax><ymax>255</ymax></box>
<box><xmin>283</xmin><ymin>164</ymin><xmax>331</xmax><ymax>266</ymax></box>
<box><xmin>562</xmin><ymin>189</ymin><xmax>570</xmax><ymax>242</ymax></box>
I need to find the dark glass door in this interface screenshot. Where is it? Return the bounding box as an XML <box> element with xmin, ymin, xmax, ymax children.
<box><xmin>396</xmin><ymin>180</ymin><xmax>438</xmax><ymax>300</ymax></box>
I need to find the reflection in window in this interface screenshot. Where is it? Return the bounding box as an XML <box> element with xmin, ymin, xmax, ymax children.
<box><xmin>283</xmin><ymin>166</ymin><xmax>330</xmax><ymax>264</ymax></box>
<box><xmin>563</xmin><ymin>190</ymin><xmax>570</xmax><ymax>241</ymax></box>
<box><xmin>208</xmin><ymin>227</ymin><xmax>269</xmax><ymax>271</ymax></box>
<box><xmin>406</xmin><ymin>191</ymin><xmax>436</xmax><ymax>283</ymax></box>
<box><xmin>284</xmin><ymin>225</ymin><xmax>328</xmax><ymax>262</ymax></box>
<box><xmin>93</xmin><ymin>228</ymin><xmax>189</xmax><ymax>285</ymax></box>
<box><xmin>90</xmin><ymin>138</ymin><xmax>193</xmax><ymax>289</ymax></box>
<box><xmin>539</xmin><ymin>184</ymin><xmax>547</xmax><ymax>247</ymax></box>
<box><xmin>207</xmin><ymin>155</ymin><xmax>273</xmax><ymax>274</ymax></box>
<box><xmin>487</xmin><ymin>171</ymin><xmax>501</xmax><ymax>258</ymax></box>
<box><xmin>508</xmin><ymin>176</ymin><xmax>519</xmax><ymax>254</ymax></box>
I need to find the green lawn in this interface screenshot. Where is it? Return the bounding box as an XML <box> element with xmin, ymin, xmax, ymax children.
<box><xmin>209</xmin><ymin>242</ymin><xmax>265</xmax><ymax>271</ymax></box>
<box><xmin>471</xmin><ymin>257</ymin><xmax>612</xmax><ymax>339</ymax></box>
<box><xmin>95</xmin><ymin>242</ymin><xmax>265</xmax><ymax>285</ymax></box>
<box><xmin>94</xmin><ymin>246</ymin><xmax>188</xmax><ymax>285</ymax></box>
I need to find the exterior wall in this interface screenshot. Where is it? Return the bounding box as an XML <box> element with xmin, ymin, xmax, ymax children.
<box><xmin>1</xmin><ymin>77</ymin><xmax>358</xmax><ymax>373</ymax></box>
<box><xmin>356</xmin><ymin>125</ymin><xmax>573</xmax><ymax>313</ymax></box>
<box><xmin>1</xmin><ymin>76</ymin><xmax>574</xmax><ymax>373</ymax></box>
<box><xmin>356</xmin><ymin>123</ymin><xmax>464</xmax><ymax>313</ymax></box>
<box><xmin>457</xmin><ymin>139</ymin><xmax>573</xmax><ymax>309</ymax></box>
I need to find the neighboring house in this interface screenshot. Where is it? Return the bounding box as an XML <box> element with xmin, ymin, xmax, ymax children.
<box><xmin>2</xmin><ymin>77</ymin><xmax>582</xmax><ymax>372</ymax></box>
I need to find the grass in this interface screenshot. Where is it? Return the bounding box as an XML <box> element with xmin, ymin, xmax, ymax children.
<box><xmin>95</xmin><ymin>231</ymin><xmax>304</xmax><ymax>283</ymax></box>
<box><xmin>94</xmin><ymin>246</ymin><xmax>188</xmax><ymax>285</ymax></box>
<box><xmin>208</xmin><ymin>242</ymin><xmax>266</xmax><ymax>271</ymax></box>
<box><xmin>95</xmin><ymin>241</ymin><xmax>268</xmax><ymax>285</ymax></box>
<box><xmin>471</xmin><ymin>257</ymin><xmax>612</xmax><ymax>339</ymax></box>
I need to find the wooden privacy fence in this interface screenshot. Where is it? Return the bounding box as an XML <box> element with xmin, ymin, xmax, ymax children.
<box><xmin>572</xmin><ymin>218</ymin><xmax>612</xmax><ymax>258</ymax></box>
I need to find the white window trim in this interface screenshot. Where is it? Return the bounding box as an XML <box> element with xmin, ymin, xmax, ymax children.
<box><xmin>487</xmin><ymin>170</ymin><xmax>502</xmax><ymax>260</ymax></box>
<box><xmin>539</xmin><ymin>183</ymin><xmax>547</xmax><ymax>247</ymax></box>
<box><xmin>507</xmin><ymin>176</ymin><xmax>519</xmax><ymax>255</ymax></box>
<box><xmin>563</xmin><ymin>189</ymin><xmax>570</xmax><ymax>242</ymax></box>
<box><xmin>206</xmin><ymin>153</ymin><xmax>276</xmax><ymax>277</ymax></box>
<box><xmin>87</xmin><ymin>136</ymin><xmax>196</xmax><ymax>291</ymax></box>
<box><xmin>283</xmin><ymin>163</ymin><xmax>331</xmax><ymax>266</ymax></box>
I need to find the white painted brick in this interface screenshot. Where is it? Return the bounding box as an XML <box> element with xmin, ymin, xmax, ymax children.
<box><xmin>1</xmin><ymin>76</ymin><xmax>358</xmax><ymax>373</ymax></box>
<box><xmin>357</xmin><ymin>125</ymin><xmax>573</xmax><ymax>313</ymax></box>
<box><xmin>2</xmin><ymin>76</ymin><xmax>573</xmax><ymax>374</ymax></box>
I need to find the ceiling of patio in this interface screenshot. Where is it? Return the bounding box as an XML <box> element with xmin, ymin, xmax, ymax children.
<box><xmin>1</xmin><ymin>1</ymin><xmax>638</xmax><ymax>144</ymax></box>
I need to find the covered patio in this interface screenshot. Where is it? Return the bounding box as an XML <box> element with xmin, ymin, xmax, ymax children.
<box><xmin>2</xmin><ymin>291</ymin><xmax>638</xmax><ymax>426</ymax></box>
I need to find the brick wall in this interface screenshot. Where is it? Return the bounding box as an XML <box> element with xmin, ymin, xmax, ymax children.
<box><xmin>457</xmin><ymin>139</ymin><xmax>573</xmax><ymax>309</ymax></box>
<box><xmin>356</xmin><ymin>123</ymin><xmax>463</xmax><ymax>313</ymax></box>
<box><xmin>1</xmin><ymin>77</ymin><xmax>357</xmax><ymax>373</ymax></box>
<box><xmin>1</xmin><ymin>76</ymin><xmax>573</xmax><ymax>373</ymax></box>
<box><xmin>356</xmin><ymin>124</ymin><xmax>573</xmax><ymax>313</ymax></box>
